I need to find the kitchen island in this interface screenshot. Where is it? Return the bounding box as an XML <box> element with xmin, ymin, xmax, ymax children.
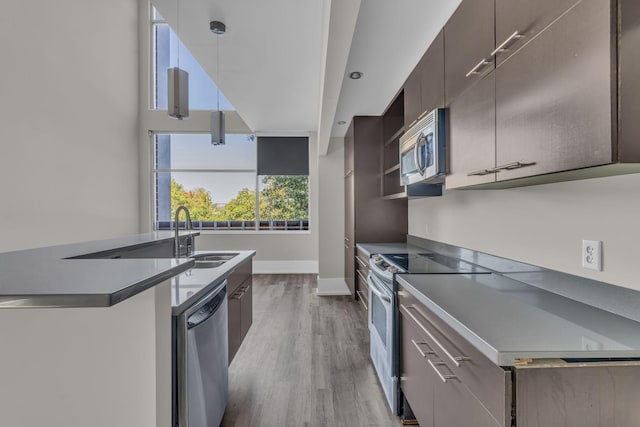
<box><xmin>0</xmin><ymin>232</ymin><xmax>255</xmax><ymax>427</ymax></box>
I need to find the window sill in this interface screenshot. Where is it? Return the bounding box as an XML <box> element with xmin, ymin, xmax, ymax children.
<box><xmin>193</xmin><ymin>230</ymin><xmax>311</xmax><ymax>236</ymax></box>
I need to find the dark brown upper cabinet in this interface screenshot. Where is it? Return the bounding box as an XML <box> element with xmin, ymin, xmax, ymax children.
<box><xmin>404</xmin><ymin>31</ymin><xmax>445</xmax><ymax>130</ymax></box>
<box><xmin>444</xmin><ymin>0</ymin><xmax>495</xmax><ymax>105</ymax></box>
<box><xmin>403</xmin><ymin>69</ymin><xmax>422</xmax><ymax>130</ymax></box>
<box><xmin>420</xmin><ymin>31</ymin><xmax>445</xmax><ymax>117</ymax></box>
<box><xmin>618</xmin><ymin>0</ymin><xmax>640</xmax><ymax>163</ymax></box>
<box><xmin>495</xmin><ymin>0</ymin><xmax>614</xmax><ymax>181</ymax></box>
<box><xmin>447</xmin><ymin>73</ymin><xmax>497</xmax><ymax>189</ymax></box>
<box><xmin>446</xmin><ymin>0</ymin><xmax>624</xmax><ymax>188</ymax></box>
<box><xmin>493</xmin><ymin>0</ymin><xmax>581</xmax><ymax>66</ymax></box>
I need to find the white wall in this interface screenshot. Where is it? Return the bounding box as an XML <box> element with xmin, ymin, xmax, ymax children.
<box><xmin>409</xmin><ymin>173</ymin><xmax>640</xmax><ymax>291</ymax></box>
<box><xmin>317</xmin><ymin>137</ymin><xmax>348</xmax><ymax>294</ymax></box>
<box><xmin>0</xmin><ymin>0</ymin><xmax>140</xmax><ymax>252</ymax></box>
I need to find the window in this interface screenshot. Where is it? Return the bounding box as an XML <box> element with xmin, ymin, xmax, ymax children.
<box><xmin>150</xmin><ymin>7</ymin><xmax>233</xmax><ymax>111</ymax></box>
<box><xmin>153</xmin><ymin>134</ymin><xmax>309</xmax><ymax>231</ymax></box>
<box><xmin>148</xmin><ymin>5</ymin><xmax>309</xmax><ymax>232</ymax></box>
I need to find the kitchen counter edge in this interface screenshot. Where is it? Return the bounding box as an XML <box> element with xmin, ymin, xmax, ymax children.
<box><xmin>0</xmin><ymin>232</ymin><xmax>201</xmax><ymax>309</ymax></box>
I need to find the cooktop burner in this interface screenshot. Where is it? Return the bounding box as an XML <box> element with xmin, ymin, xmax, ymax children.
<box><xmin>381</xmin><ymin>252</ymin><xmax>492</xmax><ymax>274</ymax></box>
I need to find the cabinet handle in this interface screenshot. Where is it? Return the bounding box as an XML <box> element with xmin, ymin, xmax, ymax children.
<box><xmin>411</xmin><ymin>339</ymin><xmax>436</xmax><ymax>358</ymax></box>
<box><xmin>491</xmin><ymin>31</ymin><xmax>524</xmax><ymax>57</ymax></box>
<box><xmin>345</xmin><ymin>243</ymin><xmax>350</xmax><ymax>249</ymax></box>
<box><xmin>467</xmin><ymin>168</ymin><xmax>495</xmax><ymax>177</ymax></box>
<box><xmin>355</xmin><ymin>256</ymin><xmax>367</xmax><ymax>269</ymax></box>
<box><xmin>344</xmin><ymin>237</ymin><xmax>350</xmax><ymax>242</ymax></box>
<box><xmin>494</xmin><ymin>161</ymin><xmax>536</xmax><ymax>171</ymax></box>
<box><xmin>465</xmin><ymin>58</ymin><xmax>492</xmax><ymax>78</ymax></box>
<box><xmin>428</xmin><ymin>359</ymin><xmax>458</xmax><ymax>383</ymax></box>
<box><xmin>400</xmin><ymin>304</ymin><xmax>470</xmax><ymax>367</ymax></box>
<box><xmin>344</xmin><ymin>169</ymin><xmax>354</xmax><ymax>178</ymax></box>
<box><xmin>356</xmin><ymin>269</ymin><xmax>368</xmax><ymax>284</ymax></box>
<box><xmin>408</xmin><ymin>119</ymin><xmax>418</xmax><ymax>129</ymax></box>
<box><xmin>232</xmin><ymin>286</ymin><xmax>250</xmax><ymax>300</ymax></box>
<box><xmin>417</xmin><ymin>110</ymin><xmax>429</xmax><ymax>120</ymax></box>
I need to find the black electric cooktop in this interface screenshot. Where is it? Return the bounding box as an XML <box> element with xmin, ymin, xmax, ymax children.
<box><xmin>381</xmin><ymin>253</ymin><xmax>492</xmax><ymax>274</ymax></box>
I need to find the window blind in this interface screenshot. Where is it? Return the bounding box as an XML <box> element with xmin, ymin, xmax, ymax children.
<box><xmin>257</xmin><ymin>136</ymin><xmax>309</xmax><ymax>175</ymax></box>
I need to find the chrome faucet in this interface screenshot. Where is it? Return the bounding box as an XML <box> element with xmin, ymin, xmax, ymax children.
<box><xmin>174</xmin><ymin>206</ymin><xmax>193</xmax><ymax>257</ymax></box>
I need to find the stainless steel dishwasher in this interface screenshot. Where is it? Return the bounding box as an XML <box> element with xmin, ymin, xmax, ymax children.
<box><xmin>174</xmin><ymin>280</ymin><xmax>229</xmax><ymax>427</ymax></box>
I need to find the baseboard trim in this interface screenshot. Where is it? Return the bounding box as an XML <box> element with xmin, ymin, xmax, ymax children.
<box><xmin>316</xmin><ymin>277</ymin><xmax>351</xmax><ymax>296</ymax></box>
<box><xmin>252</xmin><ymin>260</ymin><xmax>319</xmax><ymax>274</ymax></box>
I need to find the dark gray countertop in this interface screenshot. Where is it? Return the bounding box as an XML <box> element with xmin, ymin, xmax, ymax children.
<box><xmin>363</xmin><ymin>236</ymin><xmax>640</xmax><ymax>322</ymax></box>
<box><xmin>0</xmin><ymin>232</ymin><xmax>200</xmax><ymax>308</ymax></box>
<box><xmin>397</xmin><ymin>273</ymin><xmax>640</xmax><ymax>366</ymax></box>
<box><xmin>355</xmin><ymin>243</ymin><xmax>423</xmax><ymax>257</ymax></box>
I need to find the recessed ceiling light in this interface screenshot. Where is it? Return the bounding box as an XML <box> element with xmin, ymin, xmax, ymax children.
<box><xmin>349</xmin><ymin>71</ymin><xmax>363</xmax><ymax>80</ymax></box>
<box><xmin>337</xmin><ymin>121</ymin><xmax>347</xmax><ymax>125</ymax></box>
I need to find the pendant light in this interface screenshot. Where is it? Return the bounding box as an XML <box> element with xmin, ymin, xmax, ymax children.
<box><xmin>168</xmin><ymin>0</ymin><xmax>189</xmax><ymax>120</ymax></box>
<box><xmin>210</xmin><ymin>21</ymin><xmax>226</xmax><ymax>145</ymax></box>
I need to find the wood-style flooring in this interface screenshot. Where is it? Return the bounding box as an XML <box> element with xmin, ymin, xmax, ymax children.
<box><xmin>221</xmin><ymin>274</ymin><xmax>402</xmax><ymax>427</ymax></box>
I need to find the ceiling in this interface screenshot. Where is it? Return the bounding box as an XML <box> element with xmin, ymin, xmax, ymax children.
<box><xmin>152</xmin><ymin>0</ymin><xmax>461</xmax><ymax>153</ymax></box>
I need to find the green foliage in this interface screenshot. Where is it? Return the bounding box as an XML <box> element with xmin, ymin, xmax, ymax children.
<box><xmin>259</xmin><ymin>176</ymin><xmax>309</xmax><ymax>221</ymax></box>
<box><xmin>170</xmin><ymin>179</ymin><xmax>216</xmax><ymax>221</ymax></box>
<box><xmin>170</xmin><ymin>175</ymin><xmax>309</xmax><ymax>223</ymax></box>
<box><xmin>212</xmin><ymin>187</ymin><xmax>257</xmax><ymax>221</ymax></box>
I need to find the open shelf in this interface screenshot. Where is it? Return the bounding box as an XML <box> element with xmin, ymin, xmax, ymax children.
<box><xmin>382</xmin><ymin>191</ymin><xmax>407</xmax><ymax>200</ymax></box>
<box><xmin>382</xmin><ymin>167</ymin><xmax>404</xmax><ymax>198</ymax></box>
<box><xmin>384</xmin><ymin>127</ymin><xmax>405</xmax><ymax>146</ymax></box>
<box><xmin>384</xmin><ymin>164</ymin><xmax>400</xmax><ymax>175</ymax></box>
<box><xmin>381</xmin><ymin>90</ymin><xmax>406</xmax><ymax>199</ymax></box>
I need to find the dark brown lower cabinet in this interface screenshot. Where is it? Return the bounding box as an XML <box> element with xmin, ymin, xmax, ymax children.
<box><xmin>401</xmin><ymin>317</ymin><xmax>436</xmax><ymax>427</ymax></box>
<box><xmin>355</xmin><ymin>247</ymin><xmax>369</xmax><ymax>311</ymax></box>
<box><xmin>399</xmin><ymin>296</ymin><xmax>507</xmax><ymax>427</ymax></box>
<box><xmin>399</xmin><ymin>284</ymin><xmax>640</xmax><ymax>427</ymax></box>
<box><xmin>227</xmin><ymin>260</ymin><xmax>253</xmax><ymax>364</ymax></box>
<box><xmin>433</xmin><ymin>371</ymin><xmax>502</xmax><ymax>427</ymax></box>
<box><xmin>516</xmin><ymin>363</ymin><xmax>640</xmax><ymax>427</ymax></box>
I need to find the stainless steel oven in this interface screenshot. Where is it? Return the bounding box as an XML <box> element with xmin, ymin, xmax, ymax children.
<box><xmin>368</xmin><ymin>251</ymin><xmax>492</xmax><ymax>417</ymax></box>
<box><xmin>368</xmin><ymin>259</ymin><xmax>399</xmax><ymax>412</ymax></box>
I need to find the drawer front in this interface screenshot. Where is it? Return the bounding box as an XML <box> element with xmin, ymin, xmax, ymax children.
<box><xmin>355</xmin><ymin>249</ymin><xmax>369</xmax><ymax>276</ymax></box>
<box><xmin>399</xmin><ymin>286</ymin><xmax>511</xmax><ymax>425</ymax></box>
<box><xmin>227</xmin><ymin>260</ymin><xmax>252</xmax><ymax>295</ymax></box>
<box><xmin>356</xmin><ymin>270</ymin><xmax>369</xmax><ymax>310</ymax></box>
<box><xmin>434</xmin><ymin>366</ymin><xmax>502</xmax><ymax>427</ymax></box>
<box><xmin>401</xmin><ymin>312</ymin><xmax>436</xmax><ymax>427</ymax></box>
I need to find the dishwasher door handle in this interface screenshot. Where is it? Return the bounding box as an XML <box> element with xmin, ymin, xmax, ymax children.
<box><xmin>187</xmin><ymin>281</ymin><xmax>227</xmax><ymax>329</ymax></box>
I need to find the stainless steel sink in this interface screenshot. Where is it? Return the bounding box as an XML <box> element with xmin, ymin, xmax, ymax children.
<box><xmin>189</xmin><ymin>253</ymin><xmax>239</xmax><ymax>269</ymax></box>
<box><xmin>192</xmin><ymin>260</ymin><xmax>225</xmax><ymax>269</ymax></box>
<box><xmin>191</xmin><ymin>253</ymin><xmax>238</xmax><ymax>262</ymax></box>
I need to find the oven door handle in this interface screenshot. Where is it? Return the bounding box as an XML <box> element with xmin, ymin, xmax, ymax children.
<box><xmin>367</xmin><ymin>274</ymin><xmax>392</xmax><ymax>303</ymax></box>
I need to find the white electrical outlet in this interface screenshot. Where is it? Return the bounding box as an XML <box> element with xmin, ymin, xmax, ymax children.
<box><xmin>582</xmin><ymin>240</ymin><xmax>602</xmax><ymax>271</ymax></box>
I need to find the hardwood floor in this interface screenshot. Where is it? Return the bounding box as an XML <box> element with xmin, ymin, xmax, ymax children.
<box><xmin>221</xmin><ymin>274</ymin><xmax>403</xmax><ymax>427</ymax></box>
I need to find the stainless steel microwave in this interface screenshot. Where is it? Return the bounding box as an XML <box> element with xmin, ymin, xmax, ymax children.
<box><xmin>399</xmin><ymin>108</ymin><xmax>446</xmax><ymax>186</ymax></box>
